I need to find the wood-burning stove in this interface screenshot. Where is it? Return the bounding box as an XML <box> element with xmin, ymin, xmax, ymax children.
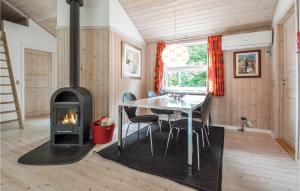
<box><xmin>50</xmin><ymin>0</ymin><xmax>92</xmax><ymax>146</ymax></box>
<box><xmin>50</xmin><ymin>88</ymin><xmax>92</xmax><ymax>145</ymax></box>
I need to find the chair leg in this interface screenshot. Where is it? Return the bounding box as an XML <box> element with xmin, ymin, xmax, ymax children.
<box><xmin>164</xmin><ymin>127</ymin><xmax>174</xmax><ymax>157</ymax></box>
<box><xmin>195</xmin><ymin>131</ymin><xmax>200</xmax><ymax>171</ymax></box>
<box><xmin>137</xmin><ymin>123</ymin><xmax>140</xmax><ymax>141</ymax></box>
<box><xmin>208</xmin><ymin>113</ymin><xmax>213</xmax><ymax>135</ymax></box>
<box><xmin>158</xmin><ymin>119</ymin><xmax>163</xmax><ymax>136</ymax></box>
<box><xmin>201</xmin><ymin>128</ymin><xmax>205</xmax><ymax>148</ymax></box>
<box><xmin>206</xmin><ymin>124</ymin><xmax>210</xmax><ymax>135</ymax></box>
<box><xmin>176</xmin><ymin>128</ymin><xmax>181</xmax><ymax>141</ymax></box>
<box><xmin>168</xmin><ymin>115</ymin><xmax>174</xmax><ymax>139</ymax></box>
<box><xmin>168</xmin><ymin>115</ymin><xmax>172</xmax><ymax>127</ymax></box>
<box><xmin>123</xmin><ymin>123</ymin><xmax>132</xmax><ymax>147</ymax></box>
<box><xmin>146</xmin><ymin>125</ymin><xmax>149</xmax><ymax>136</ymax></box>
<box><xmin>203</xmin><ymin>126</ymin><xmax>210</xmax><ymax>148</ymax></box>
<box><xmin>148</xmin><ymin>124</ymin><xmax>153</xmax><ymax>156</ymax></box>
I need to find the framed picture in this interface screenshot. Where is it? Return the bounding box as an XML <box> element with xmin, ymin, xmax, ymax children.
<box><xmin>233</xmin><ymin>50</ymin><xmax>261</xmax><ymax>78</ymax></box>
<box><xmin>121</xmin><ymin>42</ymin><xmax>142</xmax><ymax>79</ymax></box>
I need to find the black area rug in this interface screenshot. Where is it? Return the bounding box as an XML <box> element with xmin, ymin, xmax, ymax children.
<box><xmin>97</xmin><ymin>123</ymin><xmax>224</xmax><ymax>191</ymax></box>
<box><xmin>18</xmin><ymin>141</ymin><xmax>94</xmax><ymax>165</ymax></box>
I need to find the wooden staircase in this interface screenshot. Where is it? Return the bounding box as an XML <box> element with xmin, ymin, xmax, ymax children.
<box><xmin>0</xmin><ymin>30</ymin><xmax>24</xmax><ymax>129</ymax></box>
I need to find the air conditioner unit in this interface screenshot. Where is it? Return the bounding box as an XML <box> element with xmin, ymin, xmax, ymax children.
<box><xmin>222</xmin><ymin>30</ymin><xmax>273</xmax><ymax>51</ymax></box>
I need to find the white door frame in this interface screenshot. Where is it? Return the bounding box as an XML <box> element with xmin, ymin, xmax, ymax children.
<box><xmin>274</xmin><ymin>3</ymin><xmax>299</xmax><ymax>161</ymax></box>
<box><xmin>295</xmin><ymin>0</ymin><xmax>300</xmax><ymax>161</ymax></box>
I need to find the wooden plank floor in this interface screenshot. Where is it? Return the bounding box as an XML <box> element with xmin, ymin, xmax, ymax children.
<box><xmin>1</xmin><ymin>117</ymin><xmax>299</xmax><ymax>191</ymax></box>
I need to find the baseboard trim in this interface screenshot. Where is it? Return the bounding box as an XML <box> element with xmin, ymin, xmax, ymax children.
<box><xmin>276</xmin><ymin>138</ymin><xmax>295</xmax><ymax>159</ymax></box>
<box><xmin>214</xmin><ymin>123</ymin><xmax>272</xmax><ymax>134</ymax></box>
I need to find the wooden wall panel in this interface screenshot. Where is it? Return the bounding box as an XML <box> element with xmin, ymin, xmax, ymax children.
<box><xmin>58</xmin><ymin>29</ymin><xmax>272</xmax><ymax>129</ymax></box>
<box><xmin>145</xmin><ymin>42</ymin><xmax>157</xmax><ymax>91</ymax></box>
<box><xmin>57</xmin><ymin>28</ymin><xmax>146</xmax><ymax>123</ymax></box>
<box><xmin>109</xmin><ymin>30</ymin><xmax>147</xmax><ymax>124</ymax></box>
<box><xmin>57</xmin><ymin>29</ymin><xmax>110</xmax><ymax>119</ymax></box>
<box><xmin>211</xmin><ymin>48</ymin><xmax>272</xmax><ymax>129</ymax></box>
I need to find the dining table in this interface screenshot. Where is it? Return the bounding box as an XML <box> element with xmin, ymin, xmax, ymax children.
<box><xmin>118</xmin><ymin>94</ymin><xmax>206</xmax><ymax>175</ymax></box>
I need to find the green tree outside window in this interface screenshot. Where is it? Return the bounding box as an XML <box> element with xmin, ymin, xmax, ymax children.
<box><xmin>167</xmin><ymin>44</ymin><xmax>208</xmax><ymax>88</ymax></box>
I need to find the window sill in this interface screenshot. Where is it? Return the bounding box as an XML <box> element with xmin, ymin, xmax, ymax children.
<box><xmin>163</xmin><ymin>89</ymin><xmax>207</xmax><ymax>95</ymax></box>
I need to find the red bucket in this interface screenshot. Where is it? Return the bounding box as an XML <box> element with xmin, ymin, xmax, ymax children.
<box><xmin>92</xmin><ymin>117</ymin><xmax>115</xmax><ymax>144</ymax></box>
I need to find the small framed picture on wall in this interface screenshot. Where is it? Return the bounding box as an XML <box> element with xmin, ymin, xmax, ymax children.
<box><xmin>233</xmin><ymin>50</ymin><xmax>261</xmax><ymax>78</ymax></box>
<box><xmin>121</xmin><ymin>41</ymin><xmax>142</xmax><ymax>79</ymax></box>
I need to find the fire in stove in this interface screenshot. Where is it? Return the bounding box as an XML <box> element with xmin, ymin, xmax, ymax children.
<box><xmin>61</xmin><ymin>110</ymin><xmax>77</xmax><ymax>125</ymax></box>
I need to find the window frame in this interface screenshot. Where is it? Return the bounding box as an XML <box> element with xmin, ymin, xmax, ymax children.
<box><xmin>163</xmin><ymin>42</ymin><xmax>208</xmax><ymax>94</ymax></box>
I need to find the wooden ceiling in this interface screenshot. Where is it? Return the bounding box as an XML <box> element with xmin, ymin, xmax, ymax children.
<box><xmin>5</xmin><ymin>0</ymin><xmax>57</xmax><ymax>36</ymax></box>
<box><xmin>119</xmin><ymin>0</ymin><xmax>279</xmax><ymax>42</ymax></box>
<box><xmin>1</xmin><ymin>1</ymin><xmax>28</xmax><ymax>26</ymax></box>
<box><xmin>2</xmin><ymin>0</ymin><xmax>279</xmax><ymax>40</ymax></box>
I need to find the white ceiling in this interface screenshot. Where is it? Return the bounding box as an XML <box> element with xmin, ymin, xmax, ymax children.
<box><xmin>119</xmin><ymin>0</ymin><xmax>279</xmax><ymax>42</ymax></box>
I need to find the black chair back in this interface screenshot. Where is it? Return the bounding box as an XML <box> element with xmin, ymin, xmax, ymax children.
<box><xmin>147</xmin><ymin>90</ymin><xmax>161</xmax><ymax>114</ymax></box>
<box><xmin>123</xmin><ymin>92</ymin><xmax>137</xmax><ymax>119</ymax></box>
<box><xmin>200</xmin><ymin>92</ymin><xmax>213</xmax><ymax>125</ymax></box>
<box><xmin>160</xmin><ymin>89</ymin><xmax>168</xmax><ymax>96</ymax></box>
<box><xmin>147</xmin><ymin>90</ymin><xmax>157</xmax><ymax>98</ymax></box>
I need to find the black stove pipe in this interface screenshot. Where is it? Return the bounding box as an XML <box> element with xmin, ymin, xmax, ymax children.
<box><xmin>66</xmin><ymin>0</ymin><xmax>83</xmax><ymax>88</ymax></box>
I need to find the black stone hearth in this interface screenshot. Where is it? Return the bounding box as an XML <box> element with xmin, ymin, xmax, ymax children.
<box><xmin>18</xmin><ymin>141</ymin><xmax>94</xmax><ymax>165</ymax></box>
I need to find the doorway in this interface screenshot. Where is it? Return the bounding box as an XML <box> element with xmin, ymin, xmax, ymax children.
<box><xmin>277</xmin><ymin>11</ymin><xmax>297</xmax><ymax>158</ymax></box>
<box><xmin>24</xmin><ymin>48</ymin><xmax>52</xmax><ymax>118</ymax></box>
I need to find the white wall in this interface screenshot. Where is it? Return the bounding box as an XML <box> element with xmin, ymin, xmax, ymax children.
<box><xmin>57</xmin><ymin>0</ymin><xmax>110</xmax><ymax>27</ymax></box>
<box><xmin>57</xmin><ymin>0</ymin><xmax>144</xmax><ymax>42</ymax></box>
<box><xmin>109</xmin><ymin>0</ymin><xmax>144</xmax><ymax>42</ymax></box>
<box><xmin>2</xmin><ymin>20</ymin><xmax>57</xmax><ymax>121</ymax></box>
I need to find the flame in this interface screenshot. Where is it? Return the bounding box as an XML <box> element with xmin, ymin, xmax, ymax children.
<box><xmin>61</xmin><ymin>110</ymin><xmax>77</xmax><ymax>125</ymax></box>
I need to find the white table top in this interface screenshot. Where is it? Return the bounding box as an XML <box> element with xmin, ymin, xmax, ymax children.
<box><xmin>119</xmin><ymin>95</ymin><xmax>206</xmax><ymax>111</ymax></box>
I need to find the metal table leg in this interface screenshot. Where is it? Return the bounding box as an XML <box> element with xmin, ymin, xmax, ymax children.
<box><xmin>118</xmin><ymin>105</ymin><xmax>123</xmax><ymax>152</ymax></box>
<box><xmin>187</xmin><ymin>109</ymin><xmax>193</xmax><ymax>175</ymax></box>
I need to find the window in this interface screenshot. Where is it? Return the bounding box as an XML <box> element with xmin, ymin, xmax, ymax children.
<box><xmin>164</xmin><ymin>42</ymin><xmax>208</xmax><ymax>94</ymax></box>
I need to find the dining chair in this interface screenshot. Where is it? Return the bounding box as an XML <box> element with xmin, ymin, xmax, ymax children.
<box><xmin>164</xmin><ymin>93</ymin><xmax>213</xmax><ymax>170</ymax></box>
<box><xmin>122</xmin><ymin>92</ymin><xmax>159</xmax><ymax>156</ymax></box>
<box><xmin>147</xmin><ymin>90</ymin><xmax>175</xmax><ymax>134</ymax></box>
<box><xmin>180</xmin><ymin>92</ymin><xmax>213</xmax><ymax>134</ymax></box>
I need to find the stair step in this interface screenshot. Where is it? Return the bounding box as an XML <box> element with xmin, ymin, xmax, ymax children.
<box><xmin>0</xmin><ymin>92</ymin><xmax>13</xmax><ymax>95</ymax></box>
<box><xmin>0</xmin><ymin>31</ymin><xmax>23</xmax><ymax>129</ymax></box>
<box><xmin>0</xmin><ymin>119</ymin><xmax>19</xmax><ymax>124</ymax></box>
<box><xmin>0</xmin><ymin>110</ymin><xmax>17</xmax><ymax>114</ymax></box>
<box><xmin>0</xmin><ymin>101</ymin><xmax>15</xmax><ymax>104</ymax></box>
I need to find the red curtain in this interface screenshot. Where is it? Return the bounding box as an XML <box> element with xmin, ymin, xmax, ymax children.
<box><xmin>208</xmin><ymin>35</ymin><xmax>224</xmax><ymax>96</ymax></box>
<box><xmin>154</xmin><ymin>42</ymin><xmax>166</xmax><ymax>95</ymax></box>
